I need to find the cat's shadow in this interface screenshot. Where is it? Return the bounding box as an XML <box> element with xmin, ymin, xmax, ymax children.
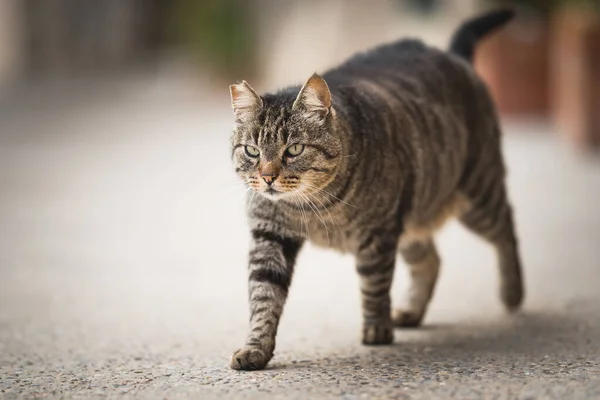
<box><xmin>268</xmin><ymin>307</ymin><xmax>599</xmax><ymax>372</ymax></box>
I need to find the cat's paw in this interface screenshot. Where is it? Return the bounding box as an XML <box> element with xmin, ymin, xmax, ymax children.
<box><xmin>501</xmin><ymin>280</ymin><xmax>524</xmax><ymax>313</ymax></box>
<box><xmin>230</xmin><ymin>347</ymin><xmax>272</xmax><ymax>370</ymax></box>
<box><xmin>392</xmin><ymin>309</ymin><xmax>424</xmax><ymax>328</ymax></box>
<box><xmin>362</xmin><ymin>322</ymin><xmax>394</xmax><ymax>345</ymax></box>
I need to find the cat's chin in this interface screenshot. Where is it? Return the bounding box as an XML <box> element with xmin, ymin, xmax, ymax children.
<box><xmin>257</xmin><ymin>188</ymin><xmax>294</xmax><ymax>201</ymax></box>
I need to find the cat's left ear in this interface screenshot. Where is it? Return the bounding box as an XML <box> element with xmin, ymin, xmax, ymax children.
<box><xmin>293</xmin><ymin>73</ymin><xmax>332</xmax><ymax>122</ymax></box>
<box><xmin>230</xmin><ymin>80</ymin><xmax>263</xmax><ymax>124</ymax></box>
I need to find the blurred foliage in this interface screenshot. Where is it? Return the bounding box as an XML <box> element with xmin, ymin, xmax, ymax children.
<box><xmin>491</xmin><ymin>0</ymin><xmax>600</xmax><ymax>14</ymax></box>
<box><xmin>170</xmin><ymin>0</ymin><xmax>257</xmax><ymax>77</ymax></box>
<box><xmin>400</xmin><ymin>0</ymin><xmax>440</xmax><ymax>14</ymax></box>
<box><xmin>397</xmin><ymin>0</ymin><xmax>600</xmax><ymax>16</ymax></box>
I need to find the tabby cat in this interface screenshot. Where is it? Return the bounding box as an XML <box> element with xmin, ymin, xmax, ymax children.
<box><xmin>228</xmin><ymin>9</ymin><xmax>524</xmax><ymax>370</ymax></box>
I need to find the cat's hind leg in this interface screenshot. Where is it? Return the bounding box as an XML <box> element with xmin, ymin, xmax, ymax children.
<box><xmin>392</xmin><ymin>238</ymin><xmax>440</xmax><ymax>327</ymax></box>
<box><xmin>459</xmin><ymin>181</ymin><xmax>524</xmax><ymax>312</ymax></box>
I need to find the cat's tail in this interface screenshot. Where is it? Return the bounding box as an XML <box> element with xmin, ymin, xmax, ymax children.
<box><xmin>449</xmin><ymin>9</ymin><xmax>515</xmax><ymax>63</ymax></box>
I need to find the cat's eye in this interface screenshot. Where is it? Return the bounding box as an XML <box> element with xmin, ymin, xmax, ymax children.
<box><xmin>285</xmin><ymin>144</ymin><xmax>305</xmax><ymax>157</ymax></box>
<box><xmin>244</xmin><ymin>145</ymin><xmax>260</xmax><ymax>158</ymax></box>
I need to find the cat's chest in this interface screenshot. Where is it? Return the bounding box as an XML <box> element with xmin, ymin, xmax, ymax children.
<box><xmin>300</xmin><ymin>213</ymin><xmax>359</xmax><ymax>253</ymax></box>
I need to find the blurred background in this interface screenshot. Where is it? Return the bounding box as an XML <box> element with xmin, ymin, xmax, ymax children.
<box><xmin>1</xmin><ymin>0</ymin><xmax>600</xmax><ymax>397</ymax></box>
<box><xmin>1</xmin><ymin>0</ymin><xmax>599</xmax><ymax>145</ymax></box>
<box><xmin>0</xmin><ymin>0</ymin><xmax>599</xmax><ymax>141</ymax></box>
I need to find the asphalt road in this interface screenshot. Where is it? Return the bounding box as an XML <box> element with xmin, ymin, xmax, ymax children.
<box><xmin>1</xmin><ymin>77</ymin><xmax>599</xmax><ymax>399</ymax></box>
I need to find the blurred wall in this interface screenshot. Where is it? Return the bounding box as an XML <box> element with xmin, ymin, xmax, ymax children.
<box><xmin>0</xmin><ymin>0</ymin><xmax>170</xmax><ymax>84</ymax></box>
<box><xmin>0</xmin><ymin>0</ymin><xmax>480</xmax><ymax>91</ymax></box>
<box><xmin>0</xmin><ymin>0</ymin><xmax>22</xmax><ymax>89</ymax></box>
<box><xmin>257</xmin><ymin>0</ymin><xmax>480</xmax><ymax>91</ymax></box>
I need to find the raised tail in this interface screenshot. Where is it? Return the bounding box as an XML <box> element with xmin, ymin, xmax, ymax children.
<box><xmin>449</xmin><ymin>9</ymin><xmax>515</xmax><ymax>63</ymax></box>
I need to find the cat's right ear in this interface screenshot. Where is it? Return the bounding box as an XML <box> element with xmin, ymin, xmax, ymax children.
<box><xmin>293</xmin><ymin>73</ymin><xmax>332</xmax><ymax>125</ymax></box>
<box><xmin>230</xmin><ymin>81</ymin><xmax>263</xmax><ymax>124</ymax></box>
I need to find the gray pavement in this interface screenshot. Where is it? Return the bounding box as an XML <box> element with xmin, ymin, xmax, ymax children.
<box><xmin>1</xmin><ymin>76</ymin><xmax>599</xmax><ymax>399</ymax></box>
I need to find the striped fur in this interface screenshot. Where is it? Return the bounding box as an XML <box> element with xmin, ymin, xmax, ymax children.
<box><xmin>229</xmin><ymin>9</ymin><xmax>523</xmax><ymax>370</ymax></box>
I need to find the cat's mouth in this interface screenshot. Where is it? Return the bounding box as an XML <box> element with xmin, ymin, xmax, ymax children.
<box><xmin>260</xmin><ymin>186</ymin><xmax>293</xmax><ymax>201</ymax></box>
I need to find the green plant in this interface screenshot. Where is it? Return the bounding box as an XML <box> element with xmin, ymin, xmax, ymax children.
<box><xmin>489</xmin><ymin>0</ymin><xmax>600</xmax><ymax>14</ymax></box>
<box><xmin>170</xmin><ymin>0</ymin><xmax>257</xmax><ymax>75</ymax></box>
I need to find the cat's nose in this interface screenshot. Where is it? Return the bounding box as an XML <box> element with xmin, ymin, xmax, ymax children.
<box><xmin>261</xmin><ymin>173</ymin><xmax>278</xmax><ymax>186</ymax></box>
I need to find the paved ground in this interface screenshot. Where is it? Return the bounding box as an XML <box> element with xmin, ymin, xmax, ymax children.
<box><xmin>1</xmin><ymin>75</ymin><xmax>599</xmax><ymax>399</ymax></box>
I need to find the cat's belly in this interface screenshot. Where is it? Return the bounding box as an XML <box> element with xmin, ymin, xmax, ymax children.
<box><xmin>303</xmin><ymin>192</ymin><xmax>470</xmax><ymax>252</ymax></box>
<box><xmin>400</xmin><ymin>192</ymin><xmax>470</xmax><ymax>245</ymax></box>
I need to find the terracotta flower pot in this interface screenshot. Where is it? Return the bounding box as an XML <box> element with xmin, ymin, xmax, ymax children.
<box><xmin>550</xmin><ymin>7</ymin><xmax>600</xmax><ymax>151</ymax></box>
<box><xmin>474</xmin><ymin>14</ymin><xmax>550</xmax><ymax>117</ymax></box>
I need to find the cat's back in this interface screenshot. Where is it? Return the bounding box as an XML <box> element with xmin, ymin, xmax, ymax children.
<box><xmin>323</xmin><ymin>37</ymin><xmax>491</xmax><ymax>161</ymax></box>
<box><xmin>323</xmin><ymin>38</ymin><xmax>474</xmax><ymax>96</ymax></box>
<box><xmin>340</xmin><ymin>39</ymin><xmax>438</xmax><ymax>71</ymax></box>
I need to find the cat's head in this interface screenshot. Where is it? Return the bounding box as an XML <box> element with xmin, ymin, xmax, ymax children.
<box><xmin>229</xmin><ymin>73</ymin><xmax>342</xmax><ymax>201</ymax></box>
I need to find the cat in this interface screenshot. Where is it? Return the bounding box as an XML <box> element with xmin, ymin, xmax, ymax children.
<box><xmin>228</xmin><ymin>9</ymin><xmax>524</xmax><ymax>370</ymax></box>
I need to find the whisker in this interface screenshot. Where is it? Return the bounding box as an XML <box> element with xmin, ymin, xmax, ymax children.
<box><xmin>298</xmin><ymin>191</ymin><xmax>331</xmax><ymax>245</ymax></box>
<box><xmin>246</xmin><ymin>189</ymin><xmax>257</xmax><ymax>216</ymax></box>
<box><xmin>308</xmin><ymin>188</ymin><xmax>335</xmax><ymax>206</ymax></box>
<box><xmin>302</xmin><ymin>182</ymin><xmax>359</xmax><ymax>209</ymax></box>
<box><xmin>216</xmin><ymin>181</ymin><xmax>248</xmax><ymax>197</ymax></box>
<box><xmin>293</xmin><ymin>192</ymin><xmax>310</xmax><ymax>240</ymax></box>
<box><xmin>306</xmin><ymin>190</ymin><xmax>337</xmax><ymax>233</ymax></box>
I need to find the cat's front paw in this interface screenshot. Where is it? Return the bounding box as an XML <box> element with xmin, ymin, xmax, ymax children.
<box><xmin>230</xmin><ymin>347</ymin><xmax>272</xmax><ymax>370</ymax></box>
<box><xmin>362</xmin><ymin>322</ymin><xmax>394</xmax><ymax>345</ymax></box>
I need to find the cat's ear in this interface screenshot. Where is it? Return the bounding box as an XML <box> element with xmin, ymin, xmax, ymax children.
<box><xmin>229</xmin><ymin>80</ymin><xmax>263</xmax><ymax>123</ymax></box>
<box><xmin>293</xmin><ymin>73</ymin><xmax>331</xmax><ymax>121</ymax></box>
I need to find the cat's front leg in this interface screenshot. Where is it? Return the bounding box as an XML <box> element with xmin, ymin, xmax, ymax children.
<box><xmin>230</xmin><ymin>229</ymin><xmax>303</xmax><ymax>370</ymax></box>
<box><xmin>356</xmin><ymin>235</ymin><xmax>398</xmax><ymax>345</ymax></box>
